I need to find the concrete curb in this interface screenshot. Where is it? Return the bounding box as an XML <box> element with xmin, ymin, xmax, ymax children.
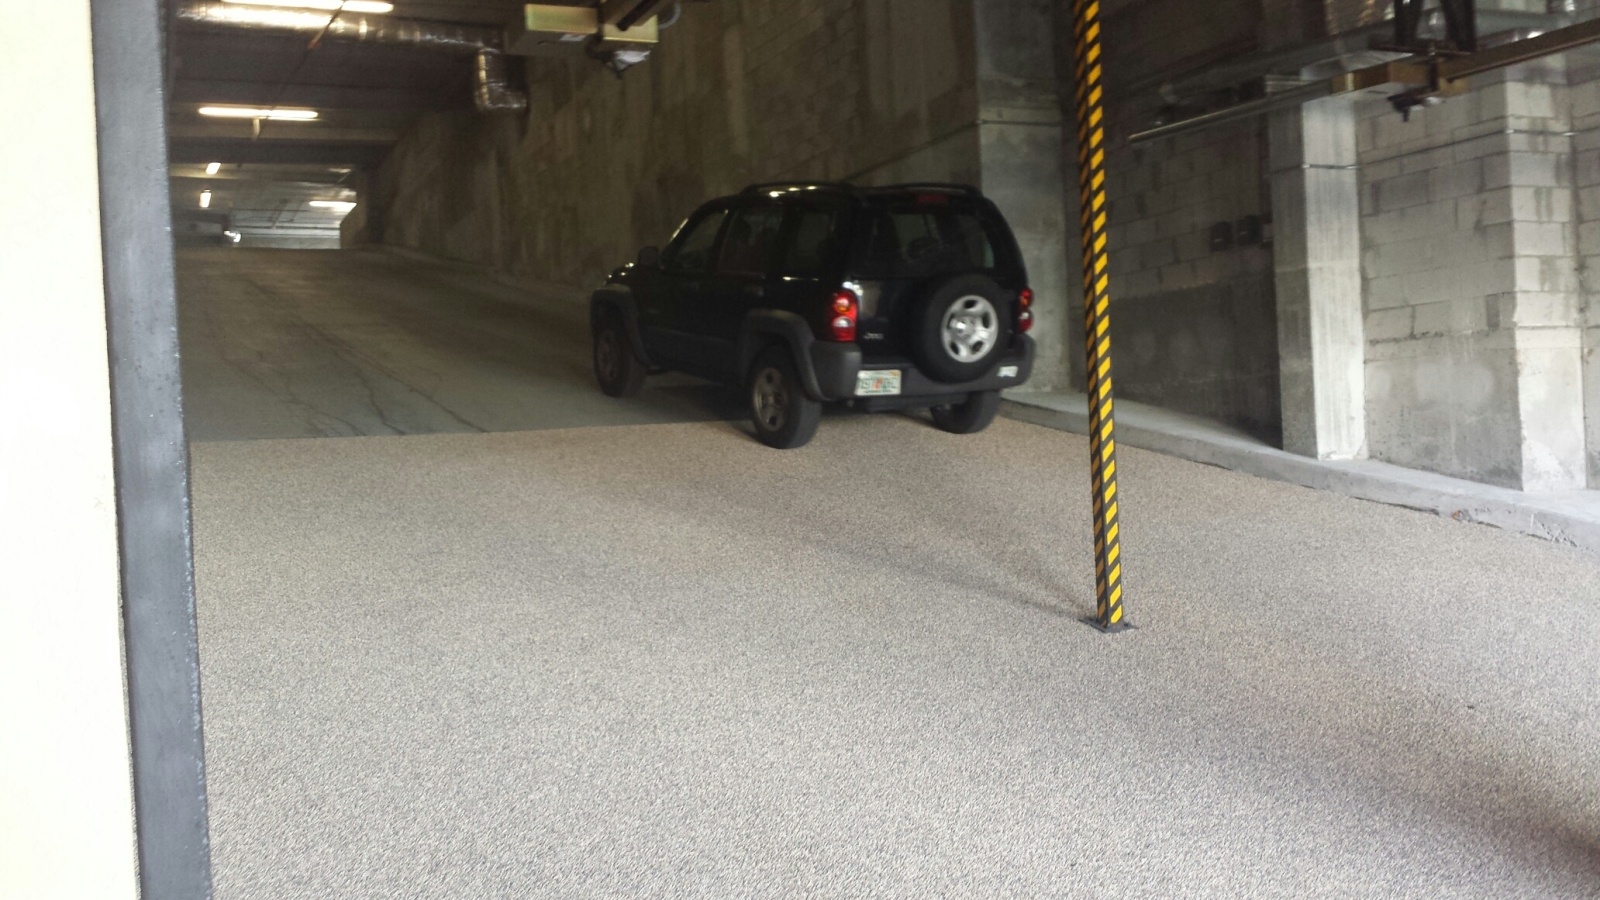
<box><xmin>1002</xmin><ymin>391</ymin><xmax>1600</xmax><ymax>555</ymax></box>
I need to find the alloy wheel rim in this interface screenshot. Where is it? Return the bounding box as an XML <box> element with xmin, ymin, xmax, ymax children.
<box><xmin>753</xmin><ymin>367</ymin><xmax>788</xmax><ymax>430</ymax></box>
<box><xmin>942</xmin><ymin>294</ymin><xmax>998</xmax><ymax>362</ymax></box>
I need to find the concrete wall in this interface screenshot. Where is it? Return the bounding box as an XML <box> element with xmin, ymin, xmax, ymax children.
<box><xmin>369</xmin><ymin>0</ymin><xmax>1087</xmax><ymax>388</ymax></box>
<box><xmin>372</xmin><ymin>0</ymin><xmax>984</xmax><ymax>288</ymax></box>
<box><xmin>369</xmin><ymin>0</ymin><xmax>1598</xmax><ymax>488</ymax></box>
<box><xmin>975</xmin><ymin>0</ymin><xmax>1073</xmax><ymax>391</ymax></box>
<box><xmin>1571</xmin><ymin>58</ymin><xmax>1600</xmax><ymax>487</ymax></box>
<box><xmin>1068</xmin><ymin>0</ymin><xmax>1283</xmax><ymax>442</ymax></box>
<box><xmin>1358</xmin><ymin>62</ymin><xmax>1590</xmax><ymax>490</ymax></box>
<box><xmin>0</xmin><ymin>2</ymin><xmax>141</xmax><ymax>897</ymax></box>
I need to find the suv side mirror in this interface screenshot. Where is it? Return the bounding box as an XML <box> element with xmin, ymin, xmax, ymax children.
<box><xmin>637</xmin><ymin>246</ymin><xmax>661</xmax><ymax>268</ymax></box>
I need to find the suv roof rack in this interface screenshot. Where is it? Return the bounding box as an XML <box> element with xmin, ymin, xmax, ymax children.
<box><xmin>738</xmin><ymin>181</ymin><xmax>983</xmax><ymax>198</ymax></box>
<box><xmin>859</xmin><ymin>182</ymin><xmax>980</xmax><ymax>195</ymax></box>
<box><xmin>741</xmin><ymin>182</ymin><xmax>855</xmax><ymax>195</ymax></box>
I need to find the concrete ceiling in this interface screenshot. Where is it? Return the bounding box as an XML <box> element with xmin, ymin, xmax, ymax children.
<box><xmin>167</xmin><ymin>0</ymin><xmax>536</xmax><ymax>168</ymax></box>
<box><xmin>171</xmin><ymin>162</ymin><xmax>360</xmax><ymax>242</ymax></box>
<box><xmin>163</xmin><ymin>0</ymin><xmax>679</xmax><ymax>241</ymax></box>
<box><xmin>165</xmin><ymin>0</ymin><xmax>543</xmax><ymax>242</ymax></box>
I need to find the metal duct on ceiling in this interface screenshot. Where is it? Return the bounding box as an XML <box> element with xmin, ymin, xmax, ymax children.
<box><xmin>174</xmin><ymin>0</ymin><xmax>527</xmax><ymax>113</ymax></box>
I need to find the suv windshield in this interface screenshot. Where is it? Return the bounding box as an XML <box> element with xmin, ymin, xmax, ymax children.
<box><xmin>850</xmin><ymin>198</ymin><xmax>1005</xmax><ymax>279</ymax></box>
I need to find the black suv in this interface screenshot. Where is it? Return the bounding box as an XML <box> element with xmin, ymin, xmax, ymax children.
<box><xmin>590</xmin><ymin>182</ymin><xmax>1035</xmax><ymax>448</ymax></box>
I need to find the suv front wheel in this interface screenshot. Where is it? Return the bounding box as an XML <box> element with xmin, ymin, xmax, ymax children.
<box><xmin>747</xmin><ymin>346</ymin><xmax>822</xmax><ymax>449</ymax></box>
<box><xmin>593</xmin><ymin>309</ymin><xmax>646</xmax><ymax>398</ymax></box>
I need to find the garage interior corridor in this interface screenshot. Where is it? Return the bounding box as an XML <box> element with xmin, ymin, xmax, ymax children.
<box><xmin>178</xmin><ymin>246</ymin><xmax>741</xmax><ymax>441</ymax></box>
<box><xmin>180</xmin><ymin>247</ymin><xmax>1600</xmax><ymax>897</ymax></box>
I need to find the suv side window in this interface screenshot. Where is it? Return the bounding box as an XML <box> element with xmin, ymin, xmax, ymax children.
<box><xmin>777</xmin><ymin>206</ymin><xmax>840</xmax><ymax>277</ymax></box>
<box><xmin>663</xmin><ymin>208</ymin><xmax>729</xmax><ymax>274</ymax></box>
<box><xmin>716</xmin><ymin>205</ymin><xmax>784</xmax><ymax>276</ymax></box>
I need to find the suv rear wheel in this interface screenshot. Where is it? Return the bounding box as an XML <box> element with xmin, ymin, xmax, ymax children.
<box><xmin>593</xmin><ymin>309</ymin><xmax>646</xmax><ymax>398</ymax></box>
<box><xmin>747</xmin><ymin>346</ymin><xmax>821</xmax><ymax>449</ymax></box>
<box><xmin>913</xmin><ymin>274</ymin><xmax>1013</xmax><ymax>383</ymax></box>
<box><xmin>930</xmin><ymin>390</ymin><xmax>1003</xmax><ymax>435</ymax></box>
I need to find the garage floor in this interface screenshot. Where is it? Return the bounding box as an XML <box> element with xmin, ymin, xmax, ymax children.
<box><xmin>183</xmin><ymin>249</ymin><xmax>1600</xmax><ymax>898</ymax></box>
<box><xmin>177</xmin><ymin>247</ymin><xmax>738</xmax><ymax>440</ymax></box>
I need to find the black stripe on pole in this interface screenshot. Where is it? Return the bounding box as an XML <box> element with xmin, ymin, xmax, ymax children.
<box><xmin>1072</xmin><ymin>0</ymin><xmax>1129</xmax><ymax>632</ymax></box>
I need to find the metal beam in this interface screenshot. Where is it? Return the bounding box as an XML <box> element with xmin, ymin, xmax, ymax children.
<box><xmin>1135</xmin><ymin>15</ymin><xmax>1600</xmax><ymax>143</ymax></box>
<box><xmin>169</xmin><ymin>139</ymin><xmax>392</xmax><ymax>166</ymax></box>
<box><xmin>173</xmin><ymin>78</ymin><xmax>464</xmax><ymax>112</ymax></box>
<box><xmin>168</xmin><ymin>122</ymin><xmax>407</xmax><ymax>142</ymax></box>
<box><xmin>614</xmin><ymin>0</ymin><xmax>670</xmax><ymax>30</ymax></box>
<box><xmin>1437</xmin><ymin>15</ymin><xmax>1600</xmax><ymax>80</ymax></box>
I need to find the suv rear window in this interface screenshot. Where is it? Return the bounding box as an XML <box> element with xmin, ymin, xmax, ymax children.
<box><xmin>850</xmin><ymin>199</ymin><xmax>1005</xmax><ymax>279</ymax></box>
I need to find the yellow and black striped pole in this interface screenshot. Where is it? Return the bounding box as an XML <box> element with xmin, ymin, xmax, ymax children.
<box><xmin>1072</xmin><ymin>0</ymin><xmax>1128</xmax><ymax>631</ymax></box>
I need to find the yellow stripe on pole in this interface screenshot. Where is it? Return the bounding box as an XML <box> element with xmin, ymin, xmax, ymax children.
<box><xmin>1073</xmin><ymin>0</ymin><xmax>1127</xmax><ymax>631</ymax></box>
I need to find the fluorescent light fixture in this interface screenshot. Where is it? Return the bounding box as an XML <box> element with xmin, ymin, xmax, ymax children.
<box><xmin>198</xmin><ymin>106</ymin><xmax>319</xmax><ymax>120</ymax></box>
<box><xmin>309</xmin><ymin>200</ymin><xmax>358</xmax><ymax>212</ymax></box>
<box><xmin>205</xmin><ymin>162</ymin><xmax>222</xmax><ymax>175</ymax></box>
<box><xmin>199</xmin><ymin>190</ymin><xmax>212</xmax><ymax>209</ymax></box>
<box><xmin>223</xmin><ymin>0</ymin><xmax>394</xmax><ymax>12</ymax></box>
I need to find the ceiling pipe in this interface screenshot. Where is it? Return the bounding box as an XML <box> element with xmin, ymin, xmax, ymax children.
<box><xmin>473</xmin><ymin>49</ymin><xmax>527</xmax><ymax>114</ymax></box>
<box><xmin>614</xmin><ymin>0</ymin><xmax>672</xmax><ymax>31</ymax></box>
<box><xmin>1135</xmin><ymin>7</ymin><xmax>1566</xmax><ymax>100</ymax></box>
<box><xmin>174</xmin><ymin>0</ymin><xmax>527</xmax><ymax>113</ymax></box>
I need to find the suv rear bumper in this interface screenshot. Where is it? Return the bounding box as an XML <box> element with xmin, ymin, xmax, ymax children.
<box><xmin>809</xmin><ymin>335</ymin><xmax>1035</xmax><ymax>406</ymax></box>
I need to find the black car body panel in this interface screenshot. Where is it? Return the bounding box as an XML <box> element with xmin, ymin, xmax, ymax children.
<box><xmin>595</xmin><ymin>181</ymin><xmax>1034</xmax><ymax>412</ymax></box>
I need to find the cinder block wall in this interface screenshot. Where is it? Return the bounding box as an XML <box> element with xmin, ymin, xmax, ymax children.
<box><xmin>1571</xmin><ymin>60</ymin><xmax>1600</xmax><ymax>486</ymax></box>
<box><xmin>1064</xmin><ymin>0</ymin><xmax>1283</xmax><ymax>442</ymax></box>
<box><xmin>371</xmin><ymin>0</ymin><xmax>984</xmax><ymax>288</ymax></box>
<box><xmin>1358</xmin><ymin>58</ymin><xmax>1590</xmax><ymax>489</ymax></box>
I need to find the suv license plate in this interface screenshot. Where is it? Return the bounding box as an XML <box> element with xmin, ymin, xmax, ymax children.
<box><xmin>856</xmin><ymin>370</ymin><xmax>902</xmax><ymax>396</ymax></box>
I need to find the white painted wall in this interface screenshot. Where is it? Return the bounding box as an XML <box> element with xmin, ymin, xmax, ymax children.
<box><xmin>0</xmin><ymin>2</ymin><xmax>140</xmax><ymax>898</ymax></box>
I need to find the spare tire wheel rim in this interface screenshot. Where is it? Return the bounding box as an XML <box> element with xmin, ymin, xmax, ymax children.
<box><xmin>753</xmin><ymin>367</ymin><xmax>788</xmax><ymax>431</ymax></box>
<box><xmin>942</xmin><ymin>294</ymin><xmax>998</xmax><ymax>362</ymax></box>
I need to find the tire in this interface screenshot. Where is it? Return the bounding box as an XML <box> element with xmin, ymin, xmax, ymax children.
<box><xmin>930</xmin><ymin>390</ymin><xmax>1003</xmax><ymax>435</ymax></box>
<box><xmin>592</xmin><ymin>309</ymin><xmax>646</xmax><ymax>398</ymax></box>
<box><xmin>912</xmin><ymin>274</ymin><xmax>1013</xmax><ymax>383</ymax></box>
<box><xmin>746</xmin><ymin>346</ymin><xmax>822</xmax><ymax>449</ymax></box>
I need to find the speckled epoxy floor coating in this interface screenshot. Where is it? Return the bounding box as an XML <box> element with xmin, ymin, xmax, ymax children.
<box><xmin>191</xmin><ymin>414</ymin><xmax>1600</xmax><ymax>899</ymax></box>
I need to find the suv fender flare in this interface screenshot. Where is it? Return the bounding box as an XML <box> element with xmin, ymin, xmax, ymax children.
<box><xmin>738</xmin><ymin>311</ymin><xmax>859</xmax><ymax>402</ymax></box>
<box><xmin>589</xmin><ymin>288</ymin><xmax>651</xmax><ymax>365</ymax></box>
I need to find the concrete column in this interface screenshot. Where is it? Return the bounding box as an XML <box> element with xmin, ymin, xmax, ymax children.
<box><xmin>1269</xmin><ymin>97</ymin><xmax>1367</xmax><ymax>459</ymax></box>
<box><xmin>1580</xmin><ymin>317</ymin><xmax>1593</xmax><ymax>486</ymax></box>
<box><xmin>973</xmin><ymin>0</ymin><xmax>1074</xmax><ymax>392</ymax></box>
<box><xmin>1587</xmin><ymin>314</ymin><xmax>1599</xmax><ymax>487</ymax></box>
<box><xmin>0</xmin><ymin>2</ymin><xmax>139</xmax><ymax>897</ymax></box>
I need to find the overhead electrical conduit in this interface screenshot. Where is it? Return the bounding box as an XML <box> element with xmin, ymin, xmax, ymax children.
<box><xmin>174</xmin><ymin>0</ymin><xmax>528</xmax><ymax>113</ymax></box>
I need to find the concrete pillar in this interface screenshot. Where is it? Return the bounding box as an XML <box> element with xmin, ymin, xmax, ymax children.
<box><xmin>1580</xmin><ymin>315</ymin><xmax>1593</xmax><ymax>486</ymax></box>
<box><xmin>1269</xmin><ymin>97</ymin><xmax>1366</xmax><ymax>459</ymax></box>
<box><xmin>1588</xmin><ymin>315</ymin><xmax>1599</xmax><ymax>487</ymax></box>
<box><xmin>0</xmin><ymin>2</ymin><xmax>139</xmax><ymax>897</ymax></box>
<box><xmin>973</xmin><ymin>0</ymin><xmax>1074</xmax><ymax>392</ymax></box>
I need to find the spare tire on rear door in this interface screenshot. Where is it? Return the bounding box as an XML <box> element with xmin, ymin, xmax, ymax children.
<box><xmin>912</xmin><ymin>273</ymin><xmax>1012</xmax><ymax>383</ymax></box>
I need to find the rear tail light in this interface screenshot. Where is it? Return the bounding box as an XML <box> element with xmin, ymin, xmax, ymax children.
<box><xmin>1017</xmin><ymin>288</ymin><xmax>1034</xmax><ymax>334</ymax></box>
<box><xmin>830</xmin><ymin>288</ymin><xmax>858</xmax><ymax>342</ymax></box>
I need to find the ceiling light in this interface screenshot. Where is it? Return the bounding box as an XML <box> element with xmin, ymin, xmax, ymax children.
<box><xmin>205</xmin><ymin>162</ymin><xmax>222</xmax><ymax>175</ymax></box>
<box><xmin>222</xmin><ymin>0</ymin><xmax>395</xmax><ymax>12</ymax></box>
<box><xmin>199</xmin><ymin>190</ymin><xmax>212</xmax><ymax>209</ymax></box>
<box><xmin>309</xmin><ymin>200</ymin><xmax>357</xmax><ymax>211</ymax></box>
<box><xmin>198</xmin><ymin>106</ymin><xmax>319</xmax><ymax>120</ymax></box>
